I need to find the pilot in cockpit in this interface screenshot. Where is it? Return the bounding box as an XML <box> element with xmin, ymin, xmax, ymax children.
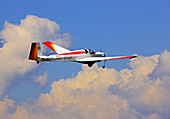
<box><xmin>85</xmin><ymin>49</ymin><xmax>95</xmax><ymax>54</ymax></box>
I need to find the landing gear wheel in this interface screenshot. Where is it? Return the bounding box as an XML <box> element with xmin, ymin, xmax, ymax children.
<box><xmin>88</xmin><ymin>63</ymin><xmax>93</xmax><ymax>67</ymax></box>
<box><xmin>102</xmin><ymin>60</ymin><xmax>106</xmax><ymax>69</ymax></box>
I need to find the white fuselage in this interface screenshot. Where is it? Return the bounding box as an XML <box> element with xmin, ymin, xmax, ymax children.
<box><xmin>38</xmin><ymin>50</ymin><xmax>105</xmax><ymax>63</ymax></box>
<box><xmin>29</xmin><ymin>41</ymin><xmax>137</xmax><ymax>68</ymax></box>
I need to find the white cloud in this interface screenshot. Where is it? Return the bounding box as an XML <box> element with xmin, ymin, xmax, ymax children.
<box><xmin>0</xmin><ymin>50</ymin><xmax>169</xmax><ymax>119</ymax></box>
<box><xmin>33</xmin><ymin>72</ymin><xmax>48</xmax><ymax>86</ymax></box>
<box><xmin>0</xmin><ymin>15</ymin><xmax>169</xmax><ymax>119</ymax></box>
<box><xmin>0</xmin><ymin>15</ymin><xmax>72</xmax><ymax>98</ymax></box>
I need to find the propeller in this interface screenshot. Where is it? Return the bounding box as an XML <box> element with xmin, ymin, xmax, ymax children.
<box><xmin>99</xmin><ymin>49</ymin><xmax>103</xmax><ymax>52</ymax></box>
<box><xmin>101</xmin><ymin>49</ymin><xmax>106</xmax><ymax>68</ymax></box>
<box><xmin>98</xmin><ymin>49</ymin><xmax>106</xmax><ymax>68</ymax></box>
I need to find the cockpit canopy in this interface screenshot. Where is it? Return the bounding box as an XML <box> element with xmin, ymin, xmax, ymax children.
<box><xmin>84</xmin><ymin>49</ymin><xmax>95</xmax><ymax>54</ymax></box>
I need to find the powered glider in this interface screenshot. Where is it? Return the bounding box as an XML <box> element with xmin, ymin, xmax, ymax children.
<box><xmin>28</xmin><ymin>41</ymin><xmax>137</xmax><ymax>68</ymax></box>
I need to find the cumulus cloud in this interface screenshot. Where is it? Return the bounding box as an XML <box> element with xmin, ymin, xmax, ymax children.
<box><xmin>0</xmin><ymin>14</ymin><xmax>169</xmax><ymax>119</ymax></box>
<box><xmin>0</xmin><ymin>50</ymin><xmax>169</xmax><ymax>119</ymax></box>
<box><xmin>33</xmin><ymin>72</ymin><xmax>48</xmax><ymax>86</ymax></box>
<box><xmin>0</xmin><ymin>15</ymin><xmax>72</xmax><ymax>98</ymax></box>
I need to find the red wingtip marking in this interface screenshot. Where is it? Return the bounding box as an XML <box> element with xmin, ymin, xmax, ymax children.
<box><xmin>42</xmin><ymin>41</ymin><xmax>56</xmax><ymax>52</ymax></box>
<box><xmin>106</xmin><ymin>56</ymin><xmax>137</xmax><ymax>60</ymax></box>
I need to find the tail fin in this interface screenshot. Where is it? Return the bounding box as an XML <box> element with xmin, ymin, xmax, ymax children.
<box><xmin>42</xmin><ymin>41</ymin><xmax>70</xmax><ymax>54</ymax></box>
<box><xmin>28</xmin><ymin>42</ymin><xmax>42</xmax><ymax>61</ymax></box>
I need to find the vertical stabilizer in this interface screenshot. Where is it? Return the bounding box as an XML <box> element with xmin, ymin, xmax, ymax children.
<box><xmin>37</xmin><ymin>42</ymin><xmax>42</xmax><ymax>56</ymax></box>
<box><xmin>29</xmin><ymin>42</ymin><xmax>42</xmax><ymax>61</ymax></box>
<box><xmin>42</xmin><ymin>41</ymin><xmax>70</xmax><ymax>54</ymax></box>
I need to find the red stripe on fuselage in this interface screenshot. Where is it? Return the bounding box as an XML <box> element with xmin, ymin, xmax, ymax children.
<box><xmin>57</xmin><ymin>51</ymin><xmax>85</xmax><ymax>55</ymax></box>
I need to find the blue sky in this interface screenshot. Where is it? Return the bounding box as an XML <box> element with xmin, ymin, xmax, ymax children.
<box><xmin>1</xmin><ymin>0</ymin><xmax>169</xmax><ymax>66</ymax></box>
<box><xmin>1</xmin><ymin>0</ymin><xmax>170</xmax><ymax>56</ymax></box>
<box><xmin>0</xmin><ymin>1</ymin><xmax>170</xmax><ymax>117</ymax></box>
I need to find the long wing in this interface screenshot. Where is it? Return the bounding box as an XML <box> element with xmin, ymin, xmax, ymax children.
<box><xmin>77</xmin><ymin>56</ymin><xmax>137</xmax><ymax>62</ymax></box>
<box><xmin>42</xmin><ymin>41</ymin><xmax>70</xmax><ymax>54</ymax></box>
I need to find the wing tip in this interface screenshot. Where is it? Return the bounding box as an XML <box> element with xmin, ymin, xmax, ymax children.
<box><xmin>130</xmin><ymin>56</ymin><xmax>137</xmax><ymax>59</ymax></box>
